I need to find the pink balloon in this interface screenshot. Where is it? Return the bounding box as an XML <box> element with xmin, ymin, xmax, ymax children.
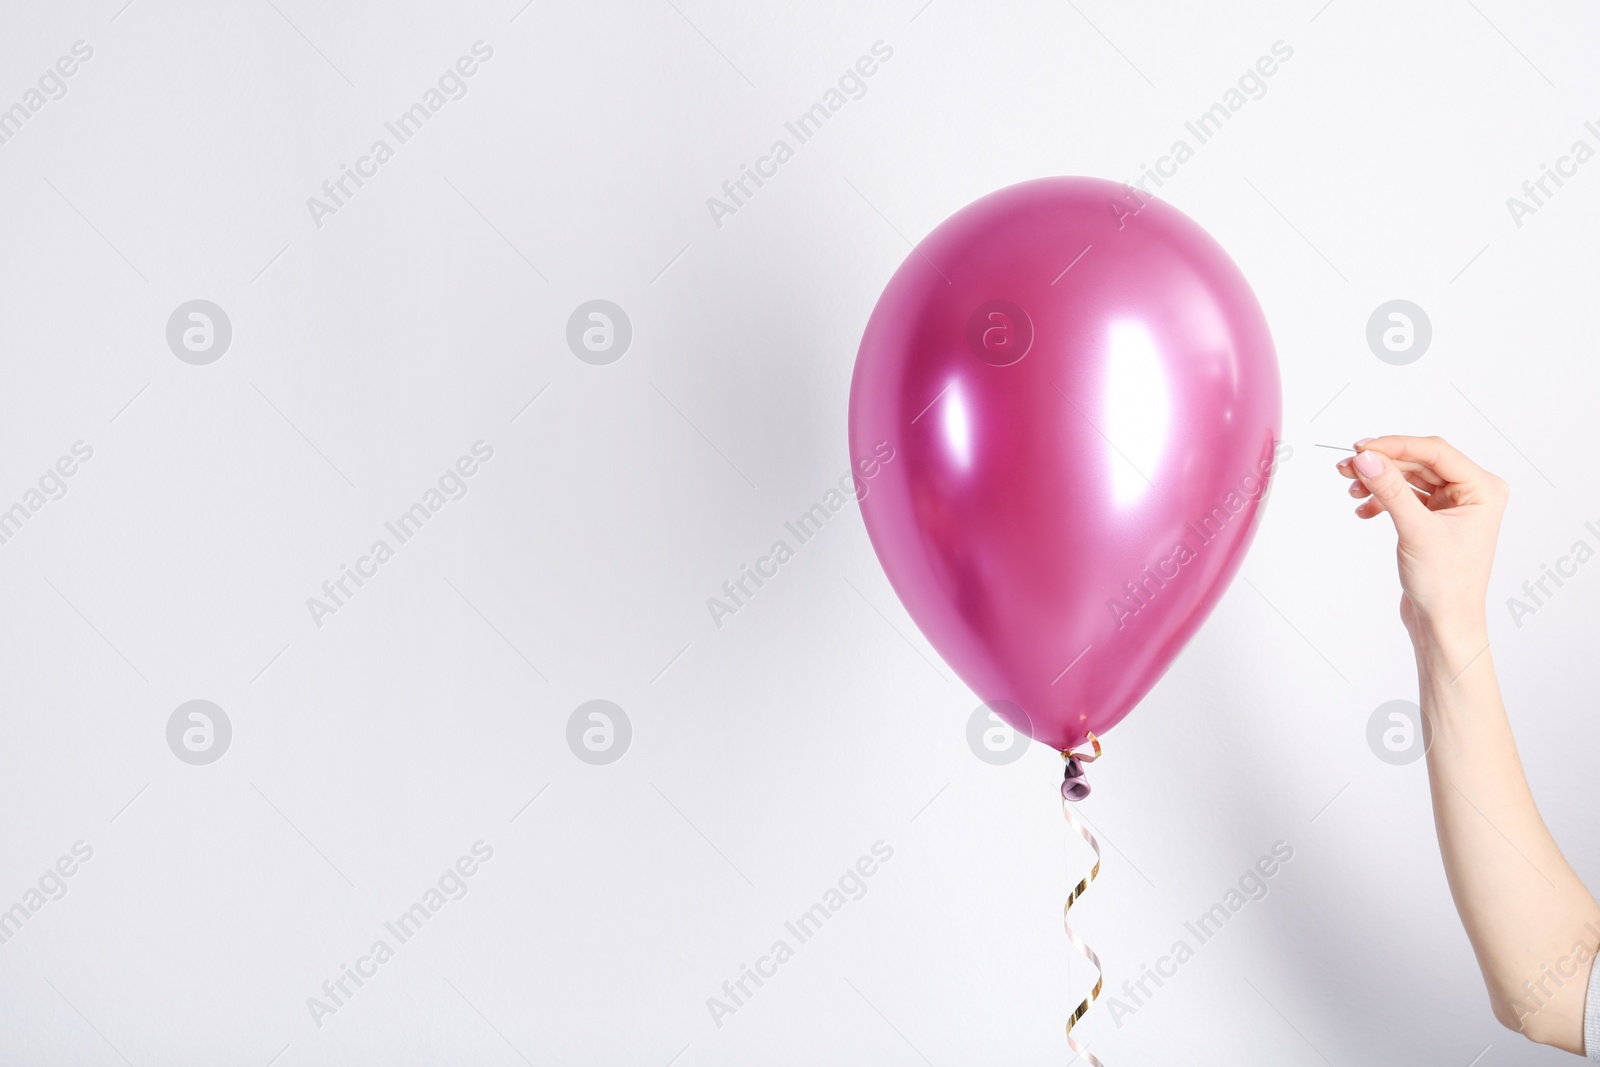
<box><xmin>848</xmin><ymin>177</ymin><xmax>1282</xmax><ymax>753</ymax></box>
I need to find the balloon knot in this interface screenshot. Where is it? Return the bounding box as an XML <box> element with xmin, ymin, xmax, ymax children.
<box><xmin>1060</xmin><ymin>732</ymin><xmax>1100</xmax><ymax>802</ymax></box>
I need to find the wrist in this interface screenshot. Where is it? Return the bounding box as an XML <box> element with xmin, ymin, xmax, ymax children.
<box><xmin>1411</xmin><ymin>615</ymin><xmax>1491</xmax><ymax>678</ymax></box>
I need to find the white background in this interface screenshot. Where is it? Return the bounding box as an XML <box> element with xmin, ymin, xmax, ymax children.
<box><xmin>1</xmin><ymin>0</ymin><xmax>1597</xmax><ymax>1063</ymax></box>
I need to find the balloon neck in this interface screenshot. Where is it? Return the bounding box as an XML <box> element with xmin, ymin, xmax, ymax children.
<box><xmin>1061</xmin><ymin>755</ymin><xmax>1091</xmax><ymax>801</ymax></box>
<box><xmin>1059</xmin><ymin>732</ymin><xmax>1101</xmax><ymax>802</ymax></box>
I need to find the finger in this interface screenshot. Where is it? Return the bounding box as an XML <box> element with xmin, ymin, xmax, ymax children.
<box><xmin>1353</xmin><ymin>448</ymin><xmax>1430</xmax><ymax>536</ymax></box>
<box><xmin>1405</xmin><ymin>471</ymin><xmax>1435</xmax><ymax>495</ymax></box>
<box><xmin>1336</xmin><ymin>457</ymin><xmax>1356</xmax><ymax>477</ymax></box>
<box><xmin>1391</xmin><ymin>462</ymin><xmax>1446</xmax><ymax>487</ymax></box>
<box><xmin>1344</xmin><ymin>456</ymin><xmax>1435</xmax><ymax>496</ymax></box>
<box><xmin>1351</xmin><ymin>442</ymin><xmax>1444</xmax><ymax>486</ymax></box>
<box><xmin>1357</xmin><ymin>435</ymin><xmax>1483</xmax><ymax>487</ymax></box>
<box><xmin>1355</xmin><ymin>487</ymin><xmax>1428</xmax><ymax>518</ymax></box>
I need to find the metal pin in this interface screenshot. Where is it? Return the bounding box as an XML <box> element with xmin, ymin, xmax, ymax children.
<box><xmin>1313</xmin><ymin>444</ymin><xmax>1357</xmax><ymax>452</ymax></box>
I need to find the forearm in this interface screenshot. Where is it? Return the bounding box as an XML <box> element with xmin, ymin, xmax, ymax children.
<box><xmin>1417</xmin><ymin>621</ymin><xmax>1600</xmax><ymax>1051</ymax></box>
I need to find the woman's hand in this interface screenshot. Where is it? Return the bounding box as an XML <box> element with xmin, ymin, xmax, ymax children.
<box><xmin>1337</xmin><ymin>435</ymin><xmax>1507</xmax><ymax>650</ymax></box>
<box><xmin>1338</xmin><ymin>435</ymin><xmax>1600</xmax><ymax>1055</ymax></box>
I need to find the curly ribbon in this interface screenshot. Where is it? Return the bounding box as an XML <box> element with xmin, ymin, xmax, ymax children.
<box><xmin>1061</xmin><ymin>734</ymin><xmax>1103</xmax><ymax>1066</ymax></box>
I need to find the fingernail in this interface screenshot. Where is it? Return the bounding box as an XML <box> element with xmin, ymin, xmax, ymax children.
<box><xmin>1353</xmin><ymin>438</ymin><xmax>1374</xmax><ymax>447</ymax></box>
<box><xmin>1355</xmin><ymin>451</ymin><xmax>1383</xmax><ymax>478</ymax></box>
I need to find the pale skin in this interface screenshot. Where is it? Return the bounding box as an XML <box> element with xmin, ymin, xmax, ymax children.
<box><xmin>1338</xmin><ymin>435</ymin><xmax>1600</xmax><ymax>1053</ymax></box>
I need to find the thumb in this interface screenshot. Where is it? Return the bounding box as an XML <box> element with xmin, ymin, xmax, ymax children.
<box><xmin>1354</xmin><ymin>448</ymin><xmax>1428</xmax><ymax>536</ymax></box>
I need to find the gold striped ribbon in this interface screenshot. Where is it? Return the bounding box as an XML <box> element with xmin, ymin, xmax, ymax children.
<box><xmin>1061</xmin><ymin>734</ymin><xmax>1103</xmax><ymax>1066</ymax></box>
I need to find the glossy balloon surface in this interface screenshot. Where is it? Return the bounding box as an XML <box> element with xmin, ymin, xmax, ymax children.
<box><xmin>848</xmin><ymin>177</ymin><xmax>1282</xmax><ymax>752</ymax></box>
